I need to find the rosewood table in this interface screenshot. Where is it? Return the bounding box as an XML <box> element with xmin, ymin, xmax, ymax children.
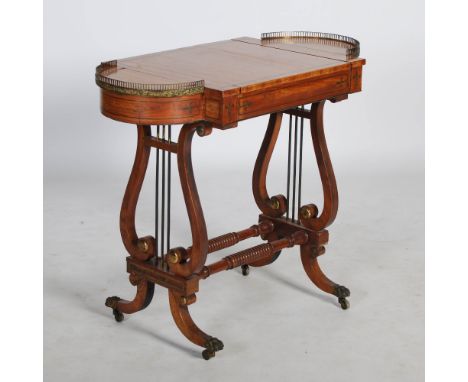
<box><xmin>96</xmin><ymin>32</ymin><xmax>365</xmax><ymax>360</ymax></box>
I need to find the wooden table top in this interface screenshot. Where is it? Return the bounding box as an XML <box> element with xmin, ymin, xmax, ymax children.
<box><xmin>96</xmin><ymin>32</ymin><xmax>365</xmax><ymax>127</ymax></box>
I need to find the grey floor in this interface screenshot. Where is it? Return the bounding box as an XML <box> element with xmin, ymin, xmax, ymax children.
<box><xmin>44</xmin><ymin>169</ymin><xmax>424</xmax><ymax>381</ymax></box>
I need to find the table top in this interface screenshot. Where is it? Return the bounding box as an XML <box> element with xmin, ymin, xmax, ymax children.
<box><xmin>96</xmin><ymin>32</ymin><xmax>365</xmax><ymax>126</ymax></box>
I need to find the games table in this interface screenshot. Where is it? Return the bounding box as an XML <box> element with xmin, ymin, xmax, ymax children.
<box><xmin>96</xmin><ymin>32</ymin><xmax>365</xmax><ymax>360</ymax></box>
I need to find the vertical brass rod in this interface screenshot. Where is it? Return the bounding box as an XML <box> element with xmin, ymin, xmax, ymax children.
<box><xmin>167</xmin><ymin>125</ymin><xmax>172</xmax><ymax>270</ymax></box>
<box><xmin>286</xmin><ymin>115</ymin><xmax>292</xmax><ymax>218</ymax></box>
<box><xmin>154</xmin><ymin>125</ymin><xmax>160</xmax><ymax>265</ymax></box>
<box><xmin>292</xmin><ymin>114</ymin><xmax>298</xmax><ymax>221</ymax></box>
<box><xmin>298</xmin><ymin>105</ymin><xmax>305</xmax><ymax>212</ymax></box>
<box><xmin>161</xmin><ymin>125</ymin><xmax>166</xmax><ymax>266</ymax></box>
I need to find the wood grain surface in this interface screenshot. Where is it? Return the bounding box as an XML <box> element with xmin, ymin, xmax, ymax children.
<box><xmin>98</xmin><ymin>37</ymin><xmax>365</xmax><ymax>126</ymax></box>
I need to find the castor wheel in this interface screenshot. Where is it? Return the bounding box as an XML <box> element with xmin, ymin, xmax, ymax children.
<box><xmin>202</xmin><ymin>337</ymin><xmax>223</xmax><ymax>360</ymax></box>
<box><xmin>334</xmin><ymin>286</ymin><xmax>350</xmax><ymax>310</ymax></box>
<box><xmin>202</xmin><ymin>349</ymin><xmax>215</xmax><ymax>360</ymax></box>
<box><xmin>241</xmin><ymin>264</ymin><xmax>250</xmax><ymax>276</ymax></box>
<box><xmin>112</xmin><ymin>309</ymin><xmax>124</xmax><ymax>322</ymax></box>
<box><xmin>338</xmin><ymin>297</ymin><xmax>350</xmax><ymax>310</ymax></box>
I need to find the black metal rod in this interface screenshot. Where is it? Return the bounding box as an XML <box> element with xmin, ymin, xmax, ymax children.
<box><xmin>298</xmin><ymin>106</ymin><xmax>305</xmax><ymax>212</ymax></box>
<box><xmin>292</xmin><ymin>115</ymin><xmax>298</xmax><ymax>221</ymax></box>
<box><xmin>286</xmin><ymin>115</ymin><xmax>292</xmax><ymax>218</ymax></box>
<box><xmin>167</xmin><ymin>125</ymin><xmax>172</xmax><ymax>268</ymax></box>
<box><xmin>161</xmin><ymin>125</ymin><xmax>166</xmax><ymax>266</ymax></box>
<box><xmin>155</xmin><ymin>125</ymin><xmax>160</xmax><ymax>265</ymax></box>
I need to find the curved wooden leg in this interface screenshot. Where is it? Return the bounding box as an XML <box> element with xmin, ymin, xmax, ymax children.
<box><xmin>252</xmin><ymin>112</ymin><xmax>288</xmax><ymax>217</ymax></box>
<box><xmin>106</xmin><ymin>124</ymin><xmax>156</xmax><ymax>322</ymax></box>
<box><xmin>168</xmin><ymin>290</ymin><xmax>223</xmax><ymax>360</ymax></box>
<box><xmin>120</xmin><ymin>124</ymin><xmax>155</xmax><ymax>261</ymax></box>
<box><xmin>299</xmin><ymin>100</ymin><xmax>338</xmax><ymax>231</ymax></box>
<box><xmin>250</xmin><ymin>113</ymin><xmax>287</xmax><ymax>269</ymax></box>
<box><xmin>168</xmin><ymin>123</ymin><xmax>210</xmax><ymax>277</ymax></box>
<box><xmin>300</xmin><ymin>244</ymin><xmax>350</xmax><ymax>310</ymax></box>
<box><xmin>105</xmin><ymin>274</ymin><xmax>155</xmax><ymax>321</ymax></box>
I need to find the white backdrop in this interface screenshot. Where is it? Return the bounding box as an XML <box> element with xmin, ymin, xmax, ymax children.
<box><xmin>44</xmin><ymin>1</ymin><xmax>424</xmax><ymax>381</ymax></box>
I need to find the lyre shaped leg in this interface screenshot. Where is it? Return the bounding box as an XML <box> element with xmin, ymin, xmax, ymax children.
<box><xmin>299</xmin><ymin>100</ymin><xmax>338</xmax><ymax>231</ymax></box>
<box><xmin>168</xmin><ymin>290</ymin><xmax>224</xmax><ymax>360</ymax></box>
<box><xmin>120</xmin><ymin>125</ymin><xmax>155</xmax><ymax>261</ymax></box>
<box><xmin>252</xmin><ymin>112</ymin><xmax>288</xmax><ymax>217</ymax></box>
<box><xmin>167</xmin><ymin>123</ymin><xmax>210</xmax><ymax>277</ymax></box>
<box><xmin>250</xmin><ymin>113</ymin><xmax>287</xmax><ymax>268</ymax></box>
<box><xmin>297</xmin><ymin>101</ymin><xmax>349</xmax><ymax>308</ymax></box>
<box><xmin>106</xmin><ymin>125</ymin><xmax>156</xmax><ymax>321</ymax></box>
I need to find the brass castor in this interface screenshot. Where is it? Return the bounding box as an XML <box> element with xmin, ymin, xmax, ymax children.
<box><xmin>335</xmin><ymin>286</ymin><xmax>351</xmax><ymax>310</ymax></box>
<box><xmin>202</xmin><ymin>349</ymin><xmax>215</xmax><ymax>360</ymax></box>
<box><xmin>105</xmin><ymin>296</ymin><xmax>124</xmax><ymax>321</ymax></box>
<box><xmin>113</xmin><ymin>309</ymin><xmax>124</xmax><ymax>322</ymax></box>
<box><xmin>202</xmin><ymin>337</ymin><xmax>224</xmax><ymax>360</ymax></box>
<box><xmin>338</xmin><ymin>297</ymin><xmax>350</xmax><ymax>310</ymax></box>
<box><xmin>241</xmin><ymin>264</ymin><xmax>250</xmax><ymax>276</ymax></box>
